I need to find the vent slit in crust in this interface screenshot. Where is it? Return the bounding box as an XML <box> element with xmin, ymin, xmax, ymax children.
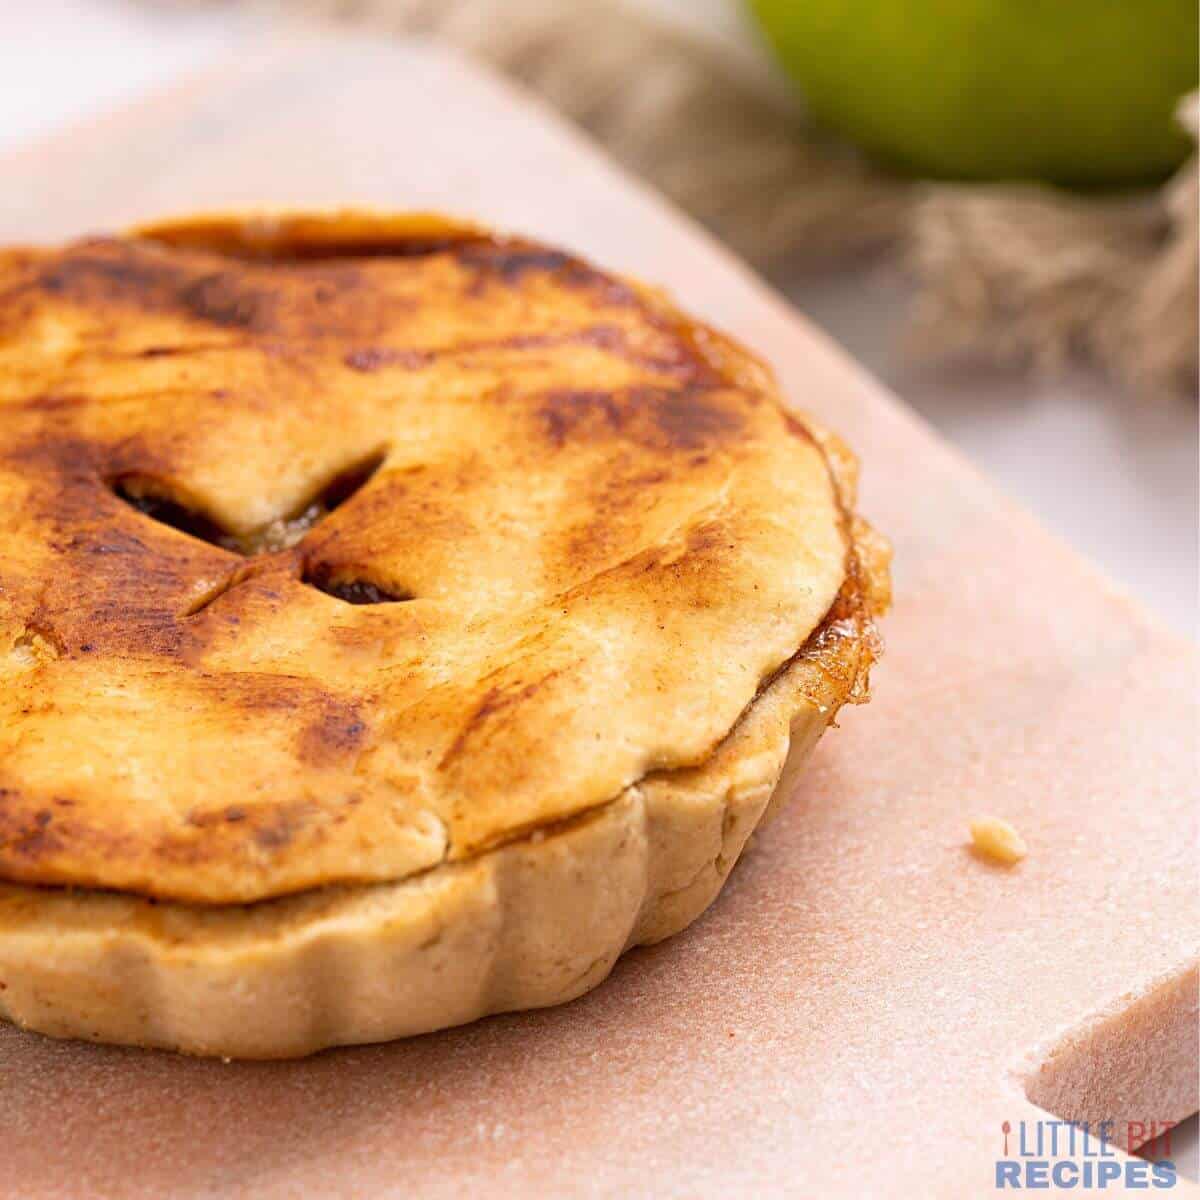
<box><xmin>111</xmin><ymin>449</ymin><xmax>387</xmax><ymax>558</ymax></box>
<box><xmin>301</xmin><ymin>563</ymin><xmax>413</xmax><ymax>605</ymax></box>
<box><xmin>111</xmin><ymin>475</ymin><xmax>243</xmax><ymax>553</ymax></box>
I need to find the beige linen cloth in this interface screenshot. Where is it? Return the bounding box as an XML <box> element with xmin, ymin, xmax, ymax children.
<box><xmin>160</xmin><ymin>0</ymin><xmax>1198</xmax><ymax>399</ymax></box>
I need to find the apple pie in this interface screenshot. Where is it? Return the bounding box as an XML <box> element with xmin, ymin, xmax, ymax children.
<box><xmin>0</xmin><ymin>212</ymin><xmax>889</xmax><ymax>1056</ymax></box>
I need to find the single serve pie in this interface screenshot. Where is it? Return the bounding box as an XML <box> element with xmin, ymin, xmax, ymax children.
<box><xmin>0</xmin><ymin>212</ymin><xmax>890</xmax><ymax>1057</ymax></box>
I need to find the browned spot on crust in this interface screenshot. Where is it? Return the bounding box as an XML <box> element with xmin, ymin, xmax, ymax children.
<box><xmin>185</xmin><ymin>804</ymin><xmax>249</xmax><ymax>829</ymax></box>
<box><xmin>457</xmin><ymin>240</ymin><xmax>636</xmax><ymax>306</ymax></box>
<box><xmin>552</xmin><ymin>464</ymin><xmax>673</xmax><ymax>572</ymax></box>
<box><xmin>458</xmin><ymin>244</ymin><xmax>573</xmax><ymax>283</ymax></box>
<box><xmin>644</xmin><ymin>387</ymin><xmax>743</xmax><ymax>450</ymax></box>
<box><xmin>34</xmin><ymin>239</ymin><xmax>275</xmax><ymax>330</ymax></box>
<box><xmin>296</xmin><ymin>704</ymin><xmax>369</xmax><ymax>766</ymax></box>
<box><xmin>439</xmin><ymin>671</ymin><xmax>563</xmax><ymax>770</ymax></box>
<box><xmin>0</xmin><ymin>791</ymin><xmax>323</xmax><ymax>884</ymax></box>
<box><xmin>0</xmin><ymin>806</ymin><xmax>60</xmax><ymax>861</ymax></box>
<box><xmin>2</xmin><ymin>429</ymin><xmax>102</xmax><ymax>483</ymax></box>
<box><xmin>7</xmin><ymin>393</ymin><xmax>91</xmax><ymax>414</ymax></box>
<box><xmin>536</xmin><ymin>385</ymin><xmax>743</xmax><ymax>452</ymax></box>
<box><xmin>538</xmin><ymin>389</ymin><xmax>624</xmax><ymax>448</ymax></box>
<box><xmin>345</xmin><ymin>347</ymin><xmax>433</xmax><ymax>372</ymax></box>
<box><xmin>25</xmin><ymin>238</ymin><xmax>369</xmax><ymax>338</ymax></box>
<box><xmin>171</xmin><ymin>798</ymin><xmax>325</xmax><ymax>861</ymax></box>
<box><xmin>343</xmin><ymin>326</ymin><xmax>659</xmax><ymax>375</ymax></box>
<box><xmin>251</xmin><ymin>802</ymin><xmax>317</xmax><ymax>853</ymax></box>
<box><xmin>173</xmin><ymin>271</ymin><xmax>281</xmax><ymax>332</ymax></box>
<box><xmin>35</xmin><ymin>237</ymin><xmax>181</xmax><ymax>300</ymax></box>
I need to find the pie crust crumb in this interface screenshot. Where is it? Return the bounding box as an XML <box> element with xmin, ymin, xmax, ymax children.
<box><xmin>969</xmin><ymin>816</ymin><xmax>1028</xmax><ymax>865</ymax></box>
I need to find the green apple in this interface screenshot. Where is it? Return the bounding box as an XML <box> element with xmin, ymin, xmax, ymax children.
<box><xmin>746</xmin><ymin>0</ymin><xmax>1198</xmax><ymax>185</ymax></box>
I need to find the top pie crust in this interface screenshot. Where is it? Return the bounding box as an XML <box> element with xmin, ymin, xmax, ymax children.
<box><xmin>0</xmin><ymin>212</ymin><xmax>864</xmax><ymax>907</ymax></box>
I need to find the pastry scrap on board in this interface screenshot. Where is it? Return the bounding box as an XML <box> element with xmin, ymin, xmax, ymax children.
<box><xmin>0</xmin><ymin>212</ymin><xmax>889</xmax><ymax>1057</ymax></box>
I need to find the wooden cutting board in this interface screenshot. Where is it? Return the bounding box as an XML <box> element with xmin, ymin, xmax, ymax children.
<box><xmin>0</xmin><ymin>33</ymin><xmax>1195</xmax><ymax>1199</ymax></box>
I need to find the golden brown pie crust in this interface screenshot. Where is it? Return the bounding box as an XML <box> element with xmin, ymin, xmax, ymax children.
<box><xmin>0</xmin><ymin>213</ymin><xmax>888</xmax><ymax>1055</ymax></box>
